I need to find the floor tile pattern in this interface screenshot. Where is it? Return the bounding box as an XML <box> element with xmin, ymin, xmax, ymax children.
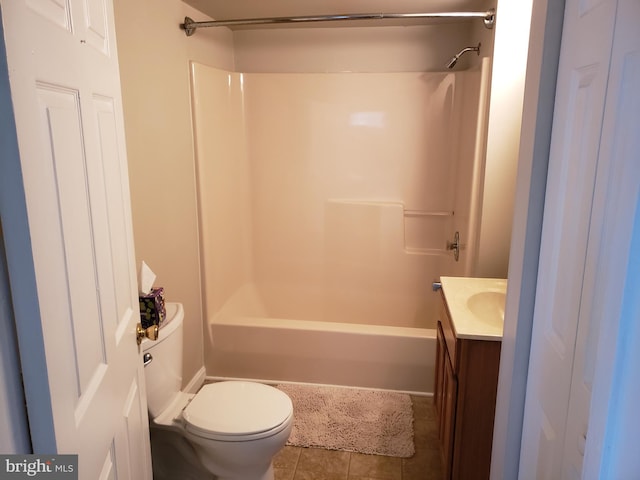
<box><xmin>274</xmin><ymin>395</ymin><xmax>444</xmax><ymax>480</ymax></box>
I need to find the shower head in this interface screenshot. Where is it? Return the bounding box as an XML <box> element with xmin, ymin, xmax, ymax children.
<box><xmin>446</xmin><ymin>42</ymin><xmax>481</xmax><ymax>69</ymax></box>
<box><xmin>445</xmin><ymin>56</ymin><xmax>459</xmax><ymax>69</ymax></box>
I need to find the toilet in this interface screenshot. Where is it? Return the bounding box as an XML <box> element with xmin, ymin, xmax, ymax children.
<box><xmin>142</xmin><ymin>303</ymin><xmax>293</xmax><ymax>480</ymax></box>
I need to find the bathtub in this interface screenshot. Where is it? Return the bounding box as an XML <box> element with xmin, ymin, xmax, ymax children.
<box><xmin>206</xmin><ymin>314</ymin><xmax>436</xmax><ymax>395</ymax></box>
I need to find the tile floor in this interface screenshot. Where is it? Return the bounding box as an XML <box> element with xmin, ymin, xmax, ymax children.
<box><xmin>273</xmin><ymin>395</ymin><xmax>444</xmax><ymax>480</ymax></box>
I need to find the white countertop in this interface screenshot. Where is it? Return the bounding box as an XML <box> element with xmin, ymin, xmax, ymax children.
<box><xmin>440</xmin><ymin>276</ymin><xmax>507</xmax><ymax>341</ymax></box>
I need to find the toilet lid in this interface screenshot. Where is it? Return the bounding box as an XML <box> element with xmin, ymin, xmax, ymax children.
<box><xmin>182</xmin><ymin>381</ymin><xmax>293</xmax><ymax>439</ymax></box>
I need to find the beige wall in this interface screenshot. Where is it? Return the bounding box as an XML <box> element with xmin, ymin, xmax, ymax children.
<box><xmin>233</xmin><ymin>24</ymin><xmax>473</xmax><ymax>72</ymax></box>
<box><xmin>113</xmin><ymin>0</ymin><xmax>234</xmax><ymax>385</ymax></box>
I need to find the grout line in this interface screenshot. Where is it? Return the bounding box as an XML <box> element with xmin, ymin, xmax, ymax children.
<box><xmin>293</xmin><ymin>447</ymin><xmax>301</xmax><ymax>478</ymax></box>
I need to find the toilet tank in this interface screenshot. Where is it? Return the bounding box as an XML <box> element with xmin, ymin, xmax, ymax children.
<box><xmin>142</xmin><ymin>302</ymin><xmax>184</xmax><ymax>418</ymax></box>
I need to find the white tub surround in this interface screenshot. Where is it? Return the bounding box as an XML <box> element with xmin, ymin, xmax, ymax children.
<box><xmin>190</xmin><ymin>63</ymin><xmax>491</xmax><ymax>396</ymax></box>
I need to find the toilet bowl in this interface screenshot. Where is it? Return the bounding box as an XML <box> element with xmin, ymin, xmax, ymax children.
<box><xmin>142</xmin><ymin>303</ymin><xmax>293</xmax><ymax>480</ymax></box>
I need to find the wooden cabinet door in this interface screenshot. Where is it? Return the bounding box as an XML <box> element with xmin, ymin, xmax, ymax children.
<box><xmin>436</xmin><ymin>321</ymin><xmax>457</xmax><ymax>478</ymax></box>
<box><xmin>442</xmin><ymin>351</ymin><xmax>458</xmax><ymax>479</ymax></box>
<box><xmin>435</xmin><ymin>322</ymin><xmax>446</xmax><ymax>432</ymax></box>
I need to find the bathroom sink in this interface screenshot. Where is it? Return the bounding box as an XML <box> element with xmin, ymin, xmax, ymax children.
<box><xmin>439</xmin><ymin>276</ymin><xmax>507</xmax><ymax>340</ymax></box>
<box><xmin>466</xmin><ymin>291</ymin><xmax>506</xmax><ymax>328</ymax></box>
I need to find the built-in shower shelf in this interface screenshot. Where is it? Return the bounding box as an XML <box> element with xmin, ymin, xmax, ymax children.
<box><xmin>325</xmin><ymin>199</ymin><xmax>454</xmax><ymax>254</ymax></box>
<box><xmin>405</xmin><ymin>247</ymin><xmax>449</xmax><ymax>256</ymax></box>
<box><xmin>404</xmin><ymin>210</ymin><xmax>454</xmax><ymax>217</ymax></box>
<box><xmin>403</xmin><ymin>208</ymin><xmax>454</xmax><ymax>252</ymax></box>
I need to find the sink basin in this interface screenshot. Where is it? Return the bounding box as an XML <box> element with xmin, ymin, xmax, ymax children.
<box><xmin>466</xmin><ymin>291</ymin><xmax>506</xmax><ymax>327</ymax></box>
<box><xmin>440</xmin><ymin>276</ymin><xmax>507</xmax><ymax>339</ymax></box>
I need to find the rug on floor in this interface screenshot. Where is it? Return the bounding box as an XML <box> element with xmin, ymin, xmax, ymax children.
<box><xmin>276</xmin><ymin>383</ymin><xmax>415</xmax><ymax>458</ymax></box>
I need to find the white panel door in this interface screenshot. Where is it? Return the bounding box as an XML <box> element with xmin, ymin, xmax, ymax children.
<box><xmin>518</xmin><ymin>0</ymin><xmax>618</xmax><ymax>478</ymax></box>
<box><xmin>1</xmin><ymin>0</ymin><xmax>152</xmax><ymax>478</ymax></box>
<box><xmin>558</xmin><ymin>0</ymin><xmax>640</xmax><ymax>475</ymax></box>
<box><xmin>576</xmin><ymin>0</ymin><xmax>640</xmax><ymax>476</ymax></box>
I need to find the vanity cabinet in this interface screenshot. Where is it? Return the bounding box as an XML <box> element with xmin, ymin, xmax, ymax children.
<box><xmin>434</xmin><ymin>290</ymin><xmax>501</xmax><ymax>480</ymax></box>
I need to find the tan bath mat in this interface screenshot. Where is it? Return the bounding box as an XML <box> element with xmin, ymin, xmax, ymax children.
<box><xmin>276</xmin><ymin>383</ymin><xmax>415</xmax><ymax>458</ymax></box>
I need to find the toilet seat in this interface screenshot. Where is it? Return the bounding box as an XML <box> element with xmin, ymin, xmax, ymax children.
<box><xmin>183</xmin><ymin>381</ymin><xmax>293</xmax><ymax>442</ymax></box>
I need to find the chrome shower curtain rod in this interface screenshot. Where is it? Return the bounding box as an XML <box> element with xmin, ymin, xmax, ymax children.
<box><xmin>180</xmin><ymin>9</ymin><xmax>495</xmax><ymax>36</ymax></box>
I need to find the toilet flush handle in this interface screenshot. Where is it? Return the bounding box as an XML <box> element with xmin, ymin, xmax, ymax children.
<box><xmin>143</xmin><ymin>353</ymin><xmax>153</xmax><ymax>367</ymax></box>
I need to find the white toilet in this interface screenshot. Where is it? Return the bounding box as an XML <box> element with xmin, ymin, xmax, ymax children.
<box><xmin>142</xmin><ymin>303</ymin><xmax>293</xmax><ymax>480</ymax></box>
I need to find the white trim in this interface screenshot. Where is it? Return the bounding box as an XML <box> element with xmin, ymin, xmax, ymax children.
<box><xmin>204</xmin><ymin>375</ymin><xmax>433</xmax><ymax>398</ymax></box>
<box><xmin>184</xmin><ymin>366</ymin><xmax>207</xmax><ymax>394</ymax></box>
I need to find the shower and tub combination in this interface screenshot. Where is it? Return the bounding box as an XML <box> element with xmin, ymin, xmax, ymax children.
<box><xmin>187</xmin><ymin>10</ymin><xmax>493</xmax><ymax>395</ymax></box>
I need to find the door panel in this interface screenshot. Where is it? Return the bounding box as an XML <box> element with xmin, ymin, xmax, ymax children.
<box><xmin>35</xmin><ymin>83</ymin><xmax>107</xmax><ymax>399</ymax></box>
<box><xmin>25</xmin><ymin>0</ymin><xmax>72</xmax><ymax>32</ymax></box>
<box><xmin>519</xmin><ymin>0</ymin><xmax>617</xmax><ymax>477</ymax></box>
<box><xmin>91</xmin><ymin>94</ymin><xmax>138</xmax><ymax>341</ymax></box>
<box><xmin>1</xmin><ymin>0</ymin><xmax>152</xmax><ymax>477</ymax></box>
<box><xmin>84</xmin><ymin>0</ymin><xmax>109</xmax><ymax>53</ymax></box>
<box><xmin>574</xmin><ymin>0</ymin><xmax>640</xmax><ymax>475</ymax></box>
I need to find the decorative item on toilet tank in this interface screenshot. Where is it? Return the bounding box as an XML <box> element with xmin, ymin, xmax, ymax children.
<box><xmin>138</xmin><ymin>261</ymin><xmax>166</xmax><ymax>328</ymax></box>
<box><xmin>139</xmin><ymin>287</ymin><xmax>166</xmax><ymax>329</ymax></box>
